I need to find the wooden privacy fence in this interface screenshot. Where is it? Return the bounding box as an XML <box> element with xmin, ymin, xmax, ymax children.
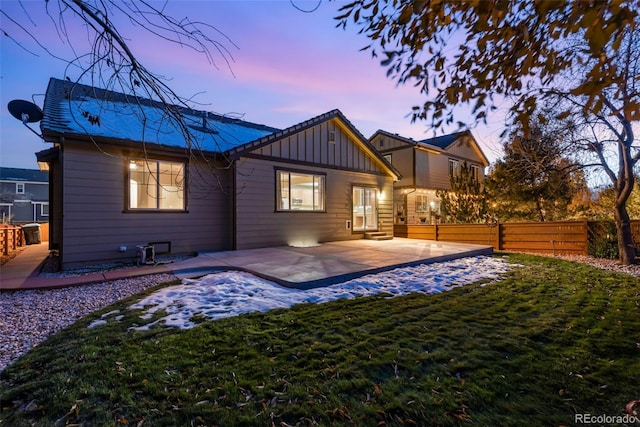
<box><xmin>0</xmin><ymin>225</ymin><xmax>25</xmax><ymax>257</ymax></box>
<box><xmin>394</xmin><ymin>220</ymin><xmax>640</xmax><ymax>256</ymax></box>
<box><xmin>0</xmin><ymin>223</ymin><xmax>49</xmax><ymax>258</ymax></box>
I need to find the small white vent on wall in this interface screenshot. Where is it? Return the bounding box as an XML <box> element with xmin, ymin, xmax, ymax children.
<box><xmin>329</xmin><ymin>130</ymin><xmax>336</xmax><ymax>144</ymax></box>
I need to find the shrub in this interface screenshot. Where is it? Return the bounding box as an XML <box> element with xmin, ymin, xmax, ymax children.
<box><xmin>587</xmin><ymin>221</ymin><xmax>619</xmax><ymax>259</ymax></box>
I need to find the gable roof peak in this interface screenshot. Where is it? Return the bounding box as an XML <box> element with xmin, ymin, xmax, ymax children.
<box><xmin>227</xmin><ymin>108</ymin><xmax>359</xmax><ymax>157</ymax></box>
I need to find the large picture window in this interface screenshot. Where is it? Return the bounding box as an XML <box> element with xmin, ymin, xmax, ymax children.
<box><xmin>276</xmin><ymin>170</ymin><xmax>325</xmax><ymax>211</ymax></box>
<box><xmin>128</xmin><ymin>159</ymin><xmax>185</xmax><ymax>211</ymax></box>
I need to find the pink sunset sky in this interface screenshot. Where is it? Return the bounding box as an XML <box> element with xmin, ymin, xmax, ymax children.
<box><xmin>0</xmin><ymin>1</ymin><xmax>506</xmax><ymax>170</ymax></box>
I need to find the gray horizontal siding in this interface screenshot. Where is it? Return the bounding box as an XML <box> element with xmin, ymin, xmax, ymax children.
<box><xmin>235</xmin><ymin>157</ymin><xmax>393</xmax><ymax>249</ymax></box>
<box><xmin>60</xmin><ymin>143</ymin><xmax>231</xmax><ymax>268</ymax></box>
<box><xmin>390</xmin><ymin>148</ymin><xmax>415</xmax><ymax>188</ymax></box>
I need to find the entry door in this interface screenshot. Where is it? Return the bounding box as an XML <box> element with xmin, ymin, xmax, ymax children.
<box><xmin>352</xmin><ymin>187</ymin><xmax>377</xmax><ymax>231</ymax></box>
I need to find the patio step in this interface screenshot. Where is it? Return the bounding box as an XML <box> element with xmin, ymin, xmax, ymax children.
<box><xmin>364</xmin><ymin>232</ymin><xmax>393</xmax><ymax>241</ymax></box>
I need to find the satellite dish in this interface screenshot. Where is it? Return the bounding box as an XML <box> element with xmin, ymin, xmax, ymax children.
<box><xmin>8</xmin><ymin>99</ymin><xmax>43</xmax><ymax>124</ymax></box>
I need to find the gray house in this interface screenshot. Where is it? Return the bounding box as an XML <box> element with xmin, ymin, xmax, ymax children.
<box><xmin>36</xmin><ymin>78</ymin><xmax>399</xmax><ymax>269</ymax></box>
<box><xmin>0</xmin><ymin>167</ymin><xmax>49</xmax><ymax>224</ymax></box>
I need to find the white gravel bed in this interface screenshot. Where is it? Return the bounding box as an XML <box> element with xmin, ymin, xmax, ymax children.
<box><xmin>0</xmin><ymin>274</ymin><xmax>175</xmax><ymax>371</ymax></box>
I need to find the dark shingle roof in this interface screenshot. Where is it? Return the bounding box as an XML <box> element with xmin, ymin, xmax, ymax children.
<box><xmin>40</xmin><ymin>78</ymin><xmax>280</xmax><ymax>153</ymax></box>
<box><xmin>0</xmin><ymin>167</ymin><xmax>48</xmax><ymax>182</ymax></box>
<box><xmin>419</xmin><ymin>131</ymin><xmax>471</xmax><ymax>149</ymax></box>
<box><xmin>369</xmin><ymin>129</ymin><xmax>426</xmax><ymax>148</ymax></box>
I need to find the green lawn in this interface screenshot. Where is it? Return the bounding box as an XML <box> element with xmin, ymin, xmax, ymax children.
<box><xmin>1</xmin><ymin>254</ymin><xmax>639</xmax><ymax>426</ymax></box>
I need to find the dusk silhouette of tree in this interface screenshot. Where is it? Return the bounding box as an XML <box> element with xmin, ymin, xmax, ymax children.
<box><xmin>1</xmin><ymin>0</ymin><xmax>238</xmax><ymax>191</ymax></box>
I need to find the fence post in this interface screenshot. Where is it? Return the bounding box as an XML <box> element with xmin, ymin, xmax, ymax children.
<box><xmin>3</xmin><ymin>228</ymin><xmax>8</xmax><ymax>256</ymax></box>
<box><xmin>583</xmin><ymin>220</ymin><xmax>589</xmax><ymax>256</ymax></box>
<box><xmin>435</xmin><ymin>223</ymin><xmax>439</xmax><ymax>242</ymax></box>
<box><xmin>495</xmin><ymin>222</ymin><xmax>501</xmax><ymax>251</ymax></box>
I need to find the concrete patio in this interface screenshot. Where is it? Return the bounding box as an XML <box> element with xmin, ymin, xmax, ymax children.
<box><xmin>1</xmin><ymin>238</ymin><xmax>492</xmax><ymax>290</ymax></box>
<box><xmin>171</xmin><ymin>238</ymin><xmax>493</xmax><ymax>289</ymax></box>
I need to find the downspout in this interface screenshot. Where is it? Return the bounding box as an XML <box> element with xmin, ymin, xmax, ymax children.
<box><xmin>231</xmin><ymin>158</ymin><xmax>237</xmax><ymax>250</ymax></box>
<box><xmin>58</xmin><ymin>138</ymin><xmax>64</xmax><ymax>267</ymax></box>
<box><xmin>413</xmin><ymin>145</ymin><xmax>417</xmax><ymax>188</ymax></box>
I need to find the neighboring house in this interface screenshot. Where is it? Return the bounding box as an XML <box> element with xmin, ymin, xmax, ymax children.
<box><xmin>0</xmin><ymin>167</ymin><xmax>49</xmax><ymax>224</ymax></box>
<box><xmin>369</xmin><ymin>130</ymin><xmax>490</xmax><ymax>225</ymax></box>
<box><xmin>36</xmin><ymin>78</ymin><xmax>399</xmax><ymax>269</ymax></box>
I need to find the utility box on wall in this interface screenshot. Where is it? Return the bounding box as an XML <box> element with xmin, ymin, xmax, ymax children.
<box><xmin>136</xmin><ymin>245</ymin><xmax>155</xmax><ymax>265</ymax></box>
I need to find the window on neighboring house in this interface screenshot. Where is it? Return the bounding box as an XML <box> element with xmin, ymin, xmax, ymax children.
<box><xmin>0</xmin><ymin>204</ymin><xmax>12</xmax><ymax>223</ymax></box>
<box><xmin>448</xmin><ymin>159</ymin><xmax>460</xmax><ymax>176</ymax></box>
<box><xmin>276</xmin><ymin>170</ymin><xmax>325</xmax><ymax>211</ymax></box>
<box><xmin>16</xmin><ymin>183</ymin><xmax>25</xmax><ymax>194</ymax></box>
<box><xmin>416</xmin><ymin>194</ymin><xmax>428</xmax><ymax>213</ymax></box>
<box><xmin>41</xmin><ymin>203</ymin><xmax>49</xmax><ymax>217</ymax></box>
<box><xmin>470</xmin><ymin>165</ymin><xmax>480</xmax><ymax>182</ymax></box>
<box><xmin>128</xmin><ymin>159</ymin><xmax>186</xmax><ymax>211</ymax></box>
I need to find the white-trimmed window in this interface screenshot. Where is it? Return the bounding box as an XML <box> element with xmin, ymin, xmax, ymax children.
<box><xmin>128</xmin><ymin>159</ymin><xmax>185</xmax><ymax>211</ymax></box>
<box><xmin>16</xmin><ymin>183</ymin><xmax>25</xmax><ymax>194</ymax></box>
<box><xmin>276</xmin><ymin>170</ymin><xmax>325</xmax><ymax>211</ymax></box>
<box><xmin>416</xmin><ymin>194</ymin><xmax>428</xmax><ymax>213</ymax></box>
<box><xmin>31</xmin><ymin>202</ymin><xmax>49</xmax><ymax>220</ymax></box>
<box><xmin>470</xmin><ymin>164</ymin><xmax>480</xmax><ymax>182</ymax></box>
<box><xmin>448</xmin><ymin>159</ymin><xmax>460</xmax><ymax>176</ymax></box>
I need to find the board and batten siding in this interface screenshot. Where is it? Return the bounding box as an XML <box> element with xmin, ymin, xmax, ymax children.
<box><xmin>252</xmin><ymin>119</ymin><xmax>387</xmax><ymax>175</ymax></box>
<box><xmin>234</xmin><ymin>158</ymin><xmax>394</xmax><ymax>250</ymax></box>
<box><xmin>59</xmin><ymin>142</ymin><xmax>232</xmax><ymax>268</ymax></box>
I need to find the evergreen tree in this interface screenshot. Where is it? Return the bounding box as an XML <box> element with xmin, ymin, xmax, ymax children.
<box><xmin>486</xmin><ymin>122</ymin><xmax>589</xmax><ymax>222</ymax></box>
<box><xmin>437</xmin><ymin>161</ymin><xmax>487</xmax><ymax>223</ymax></box>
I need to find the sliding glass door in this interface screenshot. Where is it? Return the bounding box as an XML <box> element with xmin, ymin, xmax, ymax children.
<box><xmin>352</xmin><ymin>186</ymin><xmax>377</xmax><ymax>231</ymax></box>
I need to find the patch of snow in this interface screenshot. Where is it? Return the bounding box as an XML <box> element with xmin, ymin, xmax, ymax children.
<box><xmin>61</xmin><ymin>97</ymin><xmax>276</xmax><ymax>152</ymax></box>
<box><xmin>123</xmin><ymin>256</ymin><xmax>515</xmax><ymax>331</ymax></box>
<box><xmin>87</xmin><ymin>319</ymin><xmax>107</xmax><ymax>329</ymax></box>
<box><xmin>87</xmin><ymin>309</ymin><xmax>122</xmax><ymax>329</ymax></box>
